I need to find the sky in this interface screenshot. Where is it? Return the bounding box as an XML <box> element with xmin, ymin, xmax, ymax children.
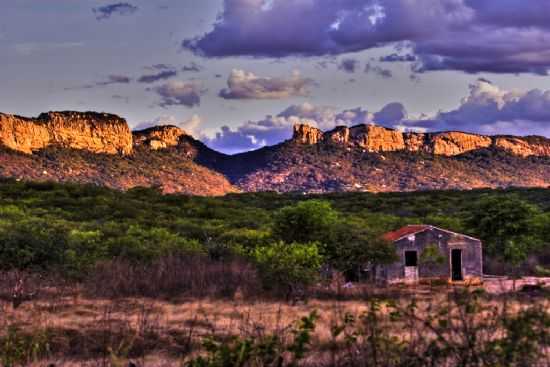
<box><xmin>1</xmin><ymin>0</ymin><xmax>550</xmax><ymax>154</ymax></box>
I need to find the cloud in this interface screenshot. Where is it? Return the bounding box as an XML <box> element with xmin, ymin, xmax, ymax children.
<box><xmin>364</xmin><ymin>63</ymin><xmax>392</xmax><ymax>78</ymax></box>
<box><xmin>182</xmin><ymin>62</ymin><xmax>204</xmax><ymax>73</ymax></box>
<box><xmin>153</xmin><ymin>80</ymin><xmax>205</xmax><ymax>108</ymax></box>
<box><xmin>133</xmin><ymin>114</ymin><xmax>203</xmax><ymax>136</ymax></box>
<box><xmin>138</xmin><ymin>70</ymin><xmax>178</xmax><ymax>83</ymax></box>
<box><xmin>218</xmin><ymin>69</ymin><xmax>316</xmax><ymax>100</ymax></box>
<box><xmin>380</xmin><ymin>53</ymin><xmax>416</xmax><ymax>62</ymax></box>
<box><xmin>373</xmin><ymin>102</ymin><xmax>407</xmax><ymax>125</ymax></box>
<box><xmin>184</xmin><ymin>0</ymin><xmax>550</xmax><ymax>75</ymax></box>
<box><xmin>93</xmin><ymin>2</ymin><xmax>138</xmax><ymax>20</ymax></box>
<box><xmin>405</xmin><ymin>79</ymin><xmax>550</xmax><ymax>136</ymax></box>
<box><xmin>65</xmin><ymin>74</ymin><xmax>132</xmax><ymax>90</ymax></box>
<box><xmin>97</xmin><ymin>75</ymin><xmax>131</xmax><ymax>85</ymax></box>
<box><xmin>338</xmin><ymin>58</ymin><xmax>359</xmax><ymax>73</ymax></box>
<box><xmin>145</xmin><ymin>64</ymin><xmax>174</xmax><ymax>71</ymax></box>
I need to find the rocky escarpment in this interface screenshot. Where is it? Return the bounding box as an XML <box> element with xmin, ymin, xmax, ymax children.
<box><xmin>292</xmin><ymin>123</ymin><xmax>550</xmax><ymax>157</ymax></box>
<box><xmin>133</xmin><ymin>125</ymin><xmax>188</xmax><ymax>150</ymax></box>
<box><xmin>0</xmin><ymin>111</ymin><xmax>133</xmax><ymax>155</ymax></box>
<box><xmin>1</xmin><ymin>110</ymin><xmax>549</xmax><ymax>195</ymax></box>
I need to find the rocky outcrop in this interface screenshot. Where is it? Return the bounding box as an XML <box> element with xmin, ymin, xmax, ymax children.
<box><xmin>292</xmin><ymin>123</ymin><xmax>550</xmax><ymax>157</ymax></box>
<box><xmin>292</xmin><ymin>124</ymin><xmax>323</xmax><ymax>145</ymax></box>
<box><xmin>133</xmin><ymin>125</ymin><xmax>187</xmax><ymax>150</ymax></box>
<box><xmin>0</xmin><ymin>111</ymin><xmax>133</xmax><ymax>155</ymax></box>
<box><xmin>494</xmin><ymin>137</ymin><xmax>550</xmax><ymax>157</ymax></box>
<box><xmin>354</xmin><ymin>125</ymin><xmax>406</xmax><ymax>152</ymax></box>
<box><xmin>428</xmin><ymin>132</ymin><xmax>492</xmax><ymax>156</ymax></box>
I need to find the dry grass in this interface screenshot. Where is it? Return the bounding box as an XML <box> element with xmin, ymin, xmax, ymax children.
<box><xmin>1</xmin><ymin>280</ymin><xmax>549</xmax><ymax>366</ymax></box>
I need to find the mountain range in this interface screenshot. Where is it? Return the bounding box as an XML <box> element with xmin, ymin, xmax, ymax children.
<box><xmin>1</xmin><ymin>111</ymin><xmax>549</xmax><ymax>195</ymax></box>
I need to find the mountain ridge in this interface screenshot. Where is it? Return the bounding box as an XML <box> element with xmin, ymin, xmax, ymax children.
<box><xmin>0</xmin><ymin>110</ymin><xmax>549</xmax><ymax>195</ymax></box>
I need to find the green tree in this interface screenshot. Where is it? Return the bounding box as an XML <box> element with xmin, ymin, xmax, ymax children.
<box><xmin>272</xmin><ymin>200</ymin><xmax>338</xmax><ymax>244</ymax></box>
<box><xmin>465</xmin><ymin>195</ymin><xmax>540</xmax><ymax>257</ymax></box>
<box><xmin>326</xmin><ymin>222</ymin><xmax>397</xmax><ymax>281</ymax></box>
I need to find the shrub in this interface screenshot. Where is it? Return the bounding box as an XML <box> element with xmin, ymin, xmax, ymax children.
<box><xmin>252</xmin><ymin>242</ymin><xmax>323</xmax><ymax>299</ymax></box>
<box><xmin>0</xmin><ymin>326</ymin><xmax>50</xmax><ymax>367</ymax></box>
<box><xmin>185</xmin><ymin>311</ymin><xmax>318</xmax><ymax>367</ymax></box>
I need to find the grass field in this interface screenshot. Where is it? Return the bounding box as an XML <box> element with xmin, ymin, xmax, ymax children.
<box><xmin>1</xmin><ymin>275</ymin><xmax>549</xmax><ymax>366</ymax></box>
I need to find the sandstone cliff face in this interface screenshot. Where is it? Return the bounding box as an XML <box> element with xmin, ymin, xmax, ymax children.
<box><xmin>0</xmin><ymin>111</ymin><xmax>133</xmax><ymax>155</ymax></box>
<box><xmin>292</xmin><ymin>124</ymin><xmax>323</xmax><ymax>145</ymax></box>
<box><xmin>133</xmin><ymin>125</ymin><xmax>187</xmax><ymax>150</ymax></box>
<box><xmin>428</xmin><ymin>132</ymin><xmax>492</xmax><ymax>156</ymax></box>
<box><xmin>494</xmin><ymin>137</ymin><xmax>550</xmax><ymax>157</ymax></box>
<box><xmin>292</xmin><ymin>123</ymin><xmax>550</xmax><ymax>157</ymax></box>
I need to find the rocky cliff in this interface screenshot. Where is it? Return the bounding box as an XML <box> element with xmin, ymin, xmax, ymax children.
<box><xmin>292</xmin><ymin>123</ymin><xmax>550</xmax><ymax>157</ymax></box>
<box><xmin>0</xmin><ymin>111</ymin><xmax>133</xmax><ymax>155</ymax></box>
<box><xmin>133</xmin><ymin>125</ymin><xmax>188</xmax><ymax>150</ymax></box>
<box><xmin>1</xmin><ymin>110</ymin><xmax>549</xmax><ymax>195</ymax></box>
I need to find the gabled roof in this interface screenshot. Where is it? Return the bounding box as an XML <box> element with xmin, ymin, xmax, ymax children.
<box><xmin>382</xmin><ymin>224</ymin><xmax>481</xmax><ymax>243</ymax></box>
<box><xmin>383</xmin><ymin>225</ymin><xmax>431</xmax><ymax>242</ymax></box>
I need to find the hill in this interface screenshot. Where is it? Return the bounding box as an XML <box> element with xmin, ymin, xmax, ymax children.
<box><xmin>0</xmin><ymin>111</ymin><xmax>549</xmax><ymax>194</ymax></box>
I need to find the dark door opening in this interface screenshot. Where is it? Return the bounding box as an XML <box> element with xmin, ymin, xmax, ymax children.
<box><xmin>451</xmin><ymin>249</ymin><xmax>463</xmax><ymax>281</ymax></box>
<box><xmin>405</xmin><ymin>251</ymin><xmax>418</xmax><ymax>267</ymax></box>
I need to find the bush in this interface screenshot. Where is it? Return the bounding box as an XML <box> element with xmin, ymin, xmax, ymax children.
<box><xmin>185</xmin><ymin>311</ymin><xmax>318</xmax><ymax>367</ymax></box>
<box><xmin>252</xmin><ymin>242</ymin><xmax>323</xmax><ymax>299</ymax></box>
<box><xmin>0</xmin><ymin>326</ymin><xmax>50</xmax><ymax>367</ymax></box>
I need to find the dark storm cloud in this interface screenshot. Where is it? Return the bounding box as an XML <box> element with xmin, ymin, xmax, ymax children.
<box><xmin>138</xmin><ymin>70</ymin><xmax>178</xmax><ymax>83</ymax></box>
<box><xmin>184</xmin><ymin>0</ymin><xmax>550</xmax><ymax>75</ymax></box>
<box><xmin>218</xmin><ymin>69</ymin><xmax>316</xmax><ymax>100</ymax></box>
<box><xmin>380</xmin><ymin>53</ymin><xmax>416</xmax><ymax>62</ymax></box>
<box><xmin>338</xmin><ymin>58</ymin><xmax>359</xmax><ymax>73</ymax></box>
<box><xmin>153</xmin><ymin>81</ymin><xmax>205</xmax><ymax>108</ymax></box>
<box><xmin>93</xmin><ymin>2</ymin><xmax>138</xmax><ymax>20</ymax></box>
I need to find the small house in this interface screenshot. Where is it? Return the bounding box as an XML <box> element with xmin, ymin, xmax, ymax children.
<box><xmin>377</xmin><ymin>225</ymin><xmax>483</xmax><ymax>284</ymax></box>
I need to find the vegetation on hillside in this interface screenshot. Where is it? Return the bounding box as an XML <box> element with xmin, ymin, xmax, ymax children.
<box><xmin>0</xmin><ymin>178</ymin><xmax>548</xmax><ymax>282</ymax></box>
<box><xmin>0</xmin><ymin>180</ymin><xmax>549</xmax><ymax>365</ymax></box>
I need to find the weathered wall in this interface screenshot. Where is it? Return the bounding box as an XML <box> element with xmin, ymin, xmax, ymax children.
<box><xmin>0</xmin><ymin>111</ymin><xmax>133</xmax><ymax>155</ymax></box>
<box><xmin>379</xmin><ymin>227</ymin><xmax>483</xmax><ymax>283</ymax></box>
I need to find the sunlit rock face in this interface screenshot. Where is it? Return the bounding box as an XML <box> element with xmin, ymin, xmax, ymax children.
<box><xmin>292</xmin><ymin>123</ymin><xmax>550</xmax><ymax>157</ymax></box>
<box><xmin>0</xmin><ymin>111</ymin><xmax>133</xmax><ymax>155</ymax></box>
<box><xmin>427</xmin><ymin>132</ymin><xmax>492</xmax><ymax>156</ymax></box>
<box><xmin>292</xmin><ymin>124</ymin><xmax>323</xmax><ymax>145</ymax></box>
<box><xmin>133</xmin><ymin>125</ymin><xmax>187</xmax><ymax>150</ymax></box>
<box><xmin>494</xmin><ymin>137</ymin><xmax>550</xmax><ymax>157</ymax></box>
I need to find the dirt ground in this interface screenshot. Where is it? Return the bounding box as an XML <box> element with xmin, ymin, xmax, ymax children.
<box><xmin>482</xmin><ymin>276</ymin><xmax>550</xmax><ymax>294</ymax></box>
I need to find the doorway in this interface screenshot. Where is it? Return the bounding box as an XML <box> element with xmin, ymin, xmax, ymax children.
<box><xmin>451</xmin><ymin>249</ymin><xmax>463</xmax><ymax>281</ymax></box>
<box><xmin>404</xmin><ymin>250</ymin><xmax>419</xmax><ymax>281</ymax></box>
